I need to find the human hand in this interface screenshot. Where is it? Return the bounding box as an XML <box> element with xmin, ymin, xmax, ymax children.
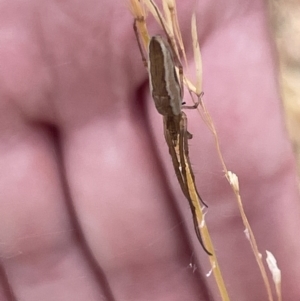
<box><xmin>0</xmin><ymin>1</ymin><xmax>299</xmax><ymax>300</ymax></box>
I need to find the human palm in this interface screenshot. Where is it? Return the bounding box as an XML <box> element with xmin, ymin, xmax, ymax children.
<box><xmin>0</xmin><ymin>1</ymin><xmax>299</xmax><ymax>300</ymax></box>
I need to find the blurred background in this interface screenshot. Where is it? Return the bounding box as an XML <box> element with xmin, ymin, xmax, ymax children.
<box><xmin>268</xmin><ymin>0</ymin><xmax>300</xmax><ymax>182</ymax></box>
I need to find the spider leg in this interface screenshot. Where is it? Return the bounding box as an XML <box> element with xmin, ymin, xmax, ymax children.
<box><xmin>191</xmin><ymin>207</ymin><xmax>213</xmax><ymax>256</ymax></box>
<box><xmin>163</xmin><ymin>116</ymin><xmax>190</xmax><ymax>201</ymax></box>
<box><xmin>133</xmin><ymin>19</ymin><xmax>148</xmax><ymax>68</ymax></box>
<box><xmin>179</xmin><ymin>113</ymin><xmax>212</xmax><ymax>255</ymax></box>
<box><xmin>180</xmin><ymin>112</ymin><xmax>208</xmax><ymax>208</ymax></box>
<box><xmin>181</xmin><ymin>91</ymin><xmax>204</xmax><ymax>110</ymax></box>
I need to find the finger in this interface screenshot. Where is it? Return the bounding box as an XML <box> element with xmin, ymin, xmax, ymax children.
<box><xmin>0</xmin><ymin>1</ymin><xmax>126</xmax><ymax>300</ymax></box>
<box><xmin>0</xmin><ymin>122</ymin><xmax>105</xmax><ymax>300</ymax></box>
<box><xmin>57</xmin><ymin>7</ymin><xmax>211</xmax><ymax>299</ymax></box>
<box><xmin>171</xmin><ymin>2</ymin><xmax>300</xmax><ymax>300</ymax></box>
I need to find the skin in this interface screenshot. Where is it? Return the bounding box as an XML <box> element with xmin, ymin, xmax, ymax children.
<box><xmin>0</xmin><ymin>0</ymin><xmax>299</xmax><ymax>300</ymax></box>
